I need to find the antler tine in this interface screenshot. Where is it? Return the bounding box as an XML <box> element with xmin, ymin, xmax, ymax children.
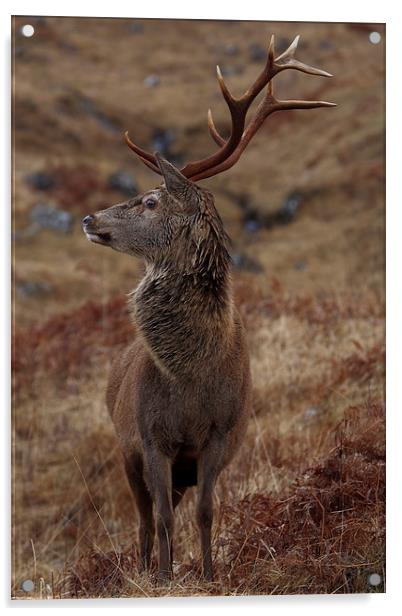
<box><xmin>216</xmin><ymin>65</ymin><xmax>235</xmax><ymax>106</ymax></box>
<box><xmin>207</xmin><ymin>109</ymin><xmax>226</xmax><ymax>146</ymax></box>
<box><xmin>124</xmin><ymin>33</ymin><xmax>334</xmax><ymax>182</ymax></box>
<box><xmin>138</xmin><ymin>155</ymin><xmax>162</xmax><ymax>175</ymax></box>
<box><xmin>181</xmin><ymin>34</ymin><xmax>280</xmax><ymax>179</ymax></box>
<box><xmin>192</xmin><ymin>35</ymin><xmax>335</xmax><ymax>182</ymax></box>
<box><xmin>179</xmin><ymin>66</ymin><xmax>250</xmax><ymax>179</ymax></box>
<box><xmin>275</xmin><ymin>34</ymin><xmax>333</xmax><ymax>78</ymax></box>
<box><xmin>191</xmin><ymin>73</ymin><xmax>335</xmax><ymax>182</ymax></box>
<box><xmin>124</xmin><ymin>131</ymin><xmax>161</xmax><ymax>175</ymax></box>
<box><xmin>207</xmin><ymin>34</ymin><xmax>333</xmax><ymax>146</ymax></box>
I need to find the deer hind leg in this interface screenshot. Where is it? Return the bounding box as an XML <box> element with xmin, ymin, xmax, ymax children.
<box><xmin>124</xmin><ymin>453</ymin><xmax>155</xmax><ymax>572</ymax></box>
<box><xmin>196</xmin><ymin>436</ymin><xmax>226</xmax><ymax>582</ymax></box>
<box><xmin>143</xmin><ymin>448</ymin><xmax>174</xmax><ymax>583</ymax></box>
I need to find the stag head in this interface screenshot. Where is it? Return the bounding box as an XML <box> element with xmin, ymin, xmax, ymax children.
<box><xmin>82</xmin><ymin>34</ymin><xmax>335</xmax><ymax>264</ymax></box>
<box><xmin>82</xmin><ymin>156</ymin><xmax>218</xmax><ymax>266</ymax></box>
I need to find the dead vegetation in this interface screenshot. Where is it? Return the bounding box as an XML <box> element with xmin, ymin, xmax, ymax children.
<box><xmin>12</xmin><ymin>16</ymin><xmax>385</xmax><ymax>598</ymax></box>
<box><xmin>219</xmin><ymin>401</ymin><xmax>385</xmax><ymax>595</ymax></box>
<box><xmin>55</xmin><ymin>398</ymin><xmax>386</xmax><ymax>598</ymax></box>
<box><xmin>11</xmin><ymin>280</ymin><xmax>385</xmax><ymax>598</ymax></box>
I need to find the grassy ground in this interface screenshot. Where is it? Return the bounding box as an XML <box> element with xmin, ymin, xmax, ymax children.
<box><xmin>12</xmin><ymin>16</ymin><xmax>385</xmax><ymax>598</ymax></box>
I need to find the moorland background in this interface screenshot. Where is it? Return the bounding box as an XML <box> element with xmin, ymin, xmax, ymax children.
<box><xmin>12</xmin><ymin>16</ymin><xmax>385</xmax><ymax>598</ymax></box>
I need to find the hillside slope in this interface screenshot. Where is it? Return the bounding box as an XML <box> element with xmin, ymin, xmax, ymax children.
<box><xmin>12</xmin><ymin>16</ymin><xmax>385</xmax><ymax>598</ymax></box>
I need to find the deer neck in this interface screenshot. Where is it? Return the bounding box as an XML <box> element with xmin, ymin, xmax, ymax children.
<box><xmin>130</xmin><ymin>247</ymin><xmax>233</xmax><ymax>380</ymax></box>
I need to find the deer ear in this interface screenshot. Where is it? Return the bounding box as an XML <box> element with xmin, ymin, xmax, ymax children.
<box><xmin>155</xmin><ymin>153</ymin><xmax>198</xmax><ymax>212</ymax></box>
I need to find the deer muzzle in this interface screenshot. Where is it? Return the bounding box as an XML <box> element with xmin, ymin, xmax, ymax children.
<box><xmin>82</xmin><ymin>214</ymin><xmax>112</xmax><ymax>245</ymax></box>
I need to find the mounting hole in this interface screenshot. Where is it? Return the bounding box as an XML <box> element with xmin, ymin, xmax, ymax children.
<box><xmin>369</xmin><ymin>31</ymin><xmax>381</xmax><ymax>44</ymax></box>
<box><xmin>21</xmin><ymin>579</ymin><xmax>34</xmax><ymax>592</ymax></box>
<box><xmin>21</xmin><ymin>24</ymin><xmax>35</xmax><ymax>38</ymax></box>
<box><xmin>368</xmin><ymin>572</ymin><xmax>382</xmax><ymax>586</ymax></box>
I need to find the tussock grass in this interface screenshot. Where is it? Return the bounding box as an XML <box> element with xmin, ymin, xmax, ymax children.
<box><xmin>12</xmin><ymin>281</ymin><xmax>385</xmax><ymax>598</ymax></box>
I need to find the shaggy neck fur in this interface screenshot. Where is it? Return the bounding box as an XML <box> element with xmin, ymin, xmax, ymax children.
<box><xmin>130</xmin><ymin>206</ymin><xmax>233</xmax><ymax>380</ymax></box>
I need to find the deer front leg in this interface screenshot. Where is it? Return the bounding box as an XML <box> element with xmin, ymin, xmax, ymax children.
<box><xmin>124</xmin><ymin>453</ymin><xmax>155</xmax><ymax>572</ymax></box>
<box><xmin>143</xmin><ymin>447</ymin><xmax>174</xmax><ymax>583</ymax></box>
<box><xmin>196</xmin><ymin>436</ymin><xmax>226</xmax><ymax>582</ymax></box>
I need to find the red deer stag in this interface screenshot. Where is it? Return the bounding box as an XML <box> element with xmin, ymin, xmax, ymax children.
<box><xmin>82</xmin><ymin>34</ymin><xmax>335</xmax><ymax>583</ymax></box>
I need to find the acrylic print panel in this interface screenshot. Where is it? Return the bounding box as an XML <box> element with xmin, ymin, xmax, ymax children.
<box><xmin>12</xmin><ymin>16</ymin><xmax>385</xmax><ymax>599</ymax></box>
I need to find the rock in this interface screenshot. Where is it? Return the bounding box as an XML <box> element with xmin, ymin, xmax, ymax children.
<box><xmin>30</xmin><ymin>202</ymin><xmax>74</xmax><ymax>233</ymax></box>
<box><xmin>59</xmin><ymin>40</ymin><xmax>78</xmax><ymax>53</ymax></box>
<box><xmin>15</xmin><ymin>280</ymin><xmax>53</xmax><ymax>298</ymax></box>
<box><xmin>277</xmin><ymin>192</ymin><xmax>303</xmax><ymax>223</ymax></box>
<box><xmin>78</xmin><ymin>95</ymin><xmax>120</xmax><ymax>133</ymax></box>
<box><xmin>303</xmin><ymin>407</ymin><xmax>320</xmax><ymax>422</ymax></box>
<box><xmin>249</xmin><ymin>43</ymin><xmax>266</xmax><ymax>62</ymax></box>
<box><xmin>108</xmin><ymin>171</ymin><xmax>138</xmax><ymax>196</ymax></box>
<box><xmin>144</xmin><ymin>74</ymin><xmax>160</xmax><ymax>88</ymax></box>
<box><xmin>151</xmin><ymin>129</ymin><xmax>183</xmax><ymax>166</ymax></box>
<box><xmin>249</xmin><ymin>37</ymin><xmax>293</xmax><ymax>60</ymax></box>
<box><xmin>231</xmin><ymin>252</ymin><xmax>263</xmax><ymax>273</ymax></box>
<box><xmin>319</xmin><ymin>39</ymin><xmax>334</xmax><ymax>51</ymax></box>
<box><xmin>235</xmin><ymin>190</ymin><xmax>303</xmax><ymax>232</ymax></box>
<box><xmin>244</xmin><ymin>217</ymin><xmax>263</xmax><ymax>233</ymax></box>
<box><xmin>225</xmin><ymin>44</ymin><xmax>238</xmax><ymax>56</ymax></box>
<box><xmin>276</xmin><ymin>37</ymin><xmax>291</xmax><ymax>54</ymax></box>
<box><xmin>152</xmin><ymin>129</ymin><xmax>175</xmax><ymax>157</ymax></box>
<box><xmin>294</xmin><ymin>260</ymin><xmax>307</xmax><ymax>271</ymax></box>
<box><xmin>237</xmin><ymin>194</ymin><xmax>264</xmax><ymax>233</ymax></box>
<box><xmin>26</xmin><ymin>171</ymin><xmax>56</xmax><ymax>191</ymax></box>
<box><xmin>128</xmin><ymin>22</ymin><xmax>144</xmax><ymax>34</ymax></box>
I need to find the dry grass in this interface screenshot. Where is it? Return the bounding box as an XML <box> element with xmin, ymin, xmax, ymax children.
<box><xmin>11</xmin><ymin>16</ymin><xmax>385</xmax><ymax>599</ymax></box>
<box><xmin>11</xmin><ymin>280</ymin><xmax>385</xmax><ymax>598</ymax></box>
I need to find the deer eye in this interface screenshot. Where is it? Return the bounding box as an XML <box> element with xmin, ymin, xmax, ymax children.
<box><xmin>144</xmin><ymin>198</ymin><xmax>157</xmax><ymax>209</ymax></box>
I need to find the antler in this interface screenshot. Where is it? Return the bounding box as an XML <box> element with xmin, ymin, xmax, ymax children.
<box><xmin>124</xmin><ymin>132</ymin><xmax>160</xmax><ymax>174</ymax></box>
<box><xmin>124</xmin><ymin>34</ymin><xmax>335</xmax><ymax>181</ymax></box>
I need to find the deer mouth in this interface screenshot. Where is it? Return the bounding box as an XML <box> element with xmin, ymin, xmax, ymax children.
<box><xmin>84</xmin><ymin>228</ymin><xmax>112</xmax><ymax>245</ymax></box>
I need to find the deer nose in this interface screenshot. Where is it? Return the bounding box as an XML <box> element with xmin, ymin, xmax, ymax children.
<box><xmin>82</xmin><ymin>214</ymin><xmax>94</xmax><ymax>226</ymax></box>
